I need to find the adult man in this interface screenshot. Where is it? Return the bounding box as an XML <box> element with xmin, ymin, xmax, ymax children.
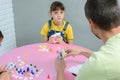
<box><xmin>55</xmin><ymin>0</ymin><xmax>120</xmax><ymax>80</ymax></box>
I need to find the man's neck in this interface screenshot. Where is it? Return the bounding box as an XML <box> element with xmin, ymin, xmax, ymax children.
<box><xmin>101</xmin><ymin>26</ymin><xmax>120</xmax><ymax>43</ymax></box>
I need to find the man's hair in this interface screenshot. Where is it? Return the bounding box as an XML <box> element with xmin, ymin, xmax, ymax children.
<box><xmin>85</xmin><ymin>0</ymin><xmax>120</xmax><ymax>31</ymax></box>
<box><xmin>0</xmin><ymin>31</ymin><xmax>4</xmax><ymax>38</ymax></box>
<box><xmin>50</xmin><ymin>1</ymin><xmax>65</xmax><ymax>12</ymax></box>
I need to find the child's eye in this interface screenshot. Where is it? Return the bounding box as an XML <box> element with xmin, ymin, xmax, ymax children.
<box><xmin>54</xmin><ymin>12</ymin><xmax>58</xmax><ymax>14</ymax></box>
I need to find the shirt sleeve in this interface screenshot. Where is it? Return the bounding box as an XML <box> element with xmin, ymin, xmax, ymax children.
<box><xmin>75</xmin><ymin>53</ymin><xmax>107</xmax><ymax>80</ymax></box>
<box><xmin>40</xmin><ymin>22</ymin><xmax>49</xmax><ymax>37</ymax></box>
<box><xmin>66</xmin><ymin>24</ymin><xmax>74</xmax><ymax>40</ymax></box>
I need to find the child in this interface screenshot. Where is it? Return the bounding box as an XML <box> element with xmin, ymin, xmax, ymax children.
<box><xmin>0</xmin><ymin>31</ymin><xmax>11</xmax><ymax>80</ymax></box>
<box><xmin>0</xmin><ymin>31</ymin><xmax>4</xmax><ymax>46</ymax></box>
<box><xmin>0</xmin><ymin>65</ymin><xmax>11</xmax><ymax>80</ymax></box>
<box><xmin>40</xmin><ymin>1</ymin><xmax>74</xmax><ymax>44</ymax></box>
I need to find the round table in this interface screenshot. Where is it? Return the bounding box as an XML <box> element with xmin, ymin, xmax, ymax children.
<box><xmin>0</xmin><ymin>43</ymin><xmax>87</xmax><ymax>80</ymax></box>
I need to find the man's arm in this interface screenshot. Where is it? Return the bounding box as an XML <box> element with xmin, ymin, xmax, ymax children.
<box><xmin>80</xmin><ymin>51</ymin><xmax>93</xmax><ymax>58</ymax></box>
<box><xmin>65</xmin><ymin>48</ymin><xmax>93</xmax><ymax>58</ymax></box>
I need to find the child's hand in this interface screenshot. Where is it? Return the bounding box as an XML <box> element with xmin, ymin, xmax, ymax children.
<box><xmin>48</xmin><ymin>36</ymin><xmax>56</xmax><ymax>44</ymax></box>
<box><xmin>55</xmin><ymin>57</ymin><xmax>66</xmax><ymax>72</ymax></box>
<box><xmin>0</xmin><ymin>71</ymin><xmax>11</xmax><ymax>80</ymax></box>
<box><xmin>0</xmin><ymin>65</ymin><xmax>12</xmax><ymax>80</ymax></box>
<box><xmin>0</xmin><ymin>65</ymin><xmax>7</xmax><ymax>72</ymax></box>
<box><xmin>56</xmin><ymin>36</ymin><xmax>65</xmax><ymax>44</ymax></box>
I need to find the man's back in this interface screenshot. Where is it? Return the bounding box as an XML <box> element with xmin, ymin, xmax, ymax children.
<box><xmin>76</xmin><ymin>33</ymin><xmax>120</xmax><ymax>80</ymax></box>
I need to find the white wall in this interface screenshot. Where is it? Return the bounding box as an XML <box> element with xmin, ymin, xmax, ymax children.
<box><xmin>0</xmin><ymin>0</ymin><xmax>16</xmax><ymax>56</ymax></box>
<box><xmin>12</xmin><ymin>0</ymin><xmax>103</xmax><ymax>51</ymax></box>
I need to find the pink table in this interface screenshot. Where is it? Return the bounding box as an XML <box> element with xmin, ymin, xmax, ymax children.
<box><xmin>0</xmin><ymin>43</ymin><xmax>87</xmax><ymax>80</ymax></box>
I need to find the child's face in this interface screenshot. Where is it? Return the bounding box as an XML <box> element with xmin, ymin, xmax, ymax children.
<box><xmin>51</xmin><ymin>9</ymin><xmax>64</xmax><ymax>22</ymax></box>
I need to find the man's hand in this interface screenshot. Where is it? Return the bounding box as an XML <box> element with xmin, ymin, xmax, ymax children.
<box><xmin>65</xmin><ymin>47</ymin><xmax>93</xmax><ymax>58</ymax></box>
<box><xmin>64</xmin><ymin>48</ymin><xmax>81</xmax><ymax>57</ymax></box>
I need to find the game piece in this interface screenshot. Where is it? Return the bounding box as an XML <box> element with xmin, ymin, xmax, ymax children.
<box><xmin>39</xmin><ymin>45</ymin><xmax>49</xmax><ymax>52</ymax></box>
<box><xmin>11</xmin><ymin>56</ymin><xmax>44</xmax><ymax>80</ymax></box>
<box><xmin>26</xmin><ymin>67</ymin><xmax>30</xmax><ymax>72</ymax></box>
<box><xmin>47</xmin><ymin>74</ymin><xmax>51</xmax><ymax>80</ymax></box>
<box><xmin>58</xmin><ymin>51</ymin><xmax>62</xmax><ymax>58</ymax></box>
<box><xmin>58</xmin><ymin>49</ymin><xmax>66</xmax><ymax>58</ymax></box>
<box><xmin>6</xmin><ymin>62</ymin><xmax>15</xmax><ymax>70</ymax></box>
<box><xmin>36</xmin><ymin>69</ymin><xmax>38</xmax><ymax>72</ymax></box>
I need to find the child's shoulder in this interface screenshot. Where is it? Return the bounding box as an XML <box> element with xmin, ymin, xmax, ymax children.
<box><xmin>63</xmin><ymin>20</ymin><xmax>73</xmax><ymax>28</ymax></box>
<box><xmin>63</xmin><ymin>20</ymin><xmax>68</xmax><ymax>23</ymax></box>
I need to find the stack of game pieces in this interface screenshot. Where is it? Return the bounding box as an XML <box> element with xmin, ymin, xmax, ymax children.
<box><xmin>58</xmin><ymin>49</ymin><xmax>66</xmax><ymax>58</ymax></box>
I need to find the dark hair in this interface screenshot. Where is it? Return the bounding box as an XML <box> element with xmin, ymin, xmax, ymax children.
<box><xmin>50</xmin><ymin>1</ymin><xmax>65</xmax><ymax>12</ymax></box>
<box><xmin>85</xmin><ymin>0</ymin><xmax>120</xmax><ymax>31</ymax></box>
<box><xmin>0</xmin><ymin>31</ymin><xmax>4</xmax><ymax>39</ymax></box>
